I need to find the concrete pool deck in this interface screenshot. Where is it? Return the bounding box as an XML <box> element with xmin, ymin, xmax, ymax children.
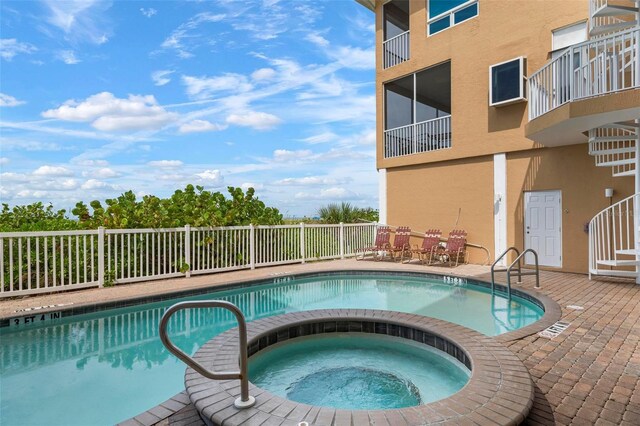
<box><xmin>2</xmin><ymin>259</ymin><xmax>640</xmax><ymax>424</ymax></box>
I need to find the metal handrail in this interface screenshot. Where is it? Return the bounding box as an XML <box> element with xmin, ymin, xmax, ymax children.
<box><xmin>491</xmin><ymin>246</ymin><xmax>521</xmax><ymax>294</ymax></box>
<box><xmin>506</xmin><ymin>249</ymin><xmax>540</xmax><ymax>299</ymax></box>
<box><xmin>159</xmin><ymin>300</ymin><xmax>255</xmax><ymax>409</ymax></box>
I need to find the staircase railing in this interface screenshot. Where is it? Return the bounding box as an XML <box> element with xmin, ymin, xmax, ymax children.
<box><xmin>529</xmin><ymin>27</ymin><xmax>640</xmax><ymax>120</ymax></box>
<box><xmin>589</xmin><ymin>193</ymin><xmax>640</xmax><ymax>277</ymax></box>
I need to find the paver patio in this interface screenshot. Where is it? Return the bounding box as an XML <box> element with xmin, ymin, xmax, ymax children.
<box><xmin>2</xmin><ymin>259</ymin><xmax>639</xmax><ymax>424</ymax></box>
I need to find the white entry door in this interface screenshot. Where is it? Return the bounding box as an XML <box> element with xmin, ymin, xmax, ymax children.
<box><xmin>524</xmin><ymin>190</ymin><xmax>562</xmax><ymax>267</ymax></box>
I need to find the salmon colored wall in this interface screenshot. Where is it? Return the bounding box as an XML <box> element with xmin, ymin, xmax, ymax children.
<box><xmin>507</xmin><ymin>144</ymin><xmax>634</xmax><ymax>273</ymax></box>
<box><xmin>386</xmin><ymin>155</ymin><xmax>495</xmax><ymax>265</ymax></box>
<box><xmin>386</xmin><ymin>144</ymin><xmax>634</xmax><ymax>272</ymax></box>
<box><xmin>374</xmin><ymin>0</ymin><xmax>590</xmax><ymax>169</ymax></box>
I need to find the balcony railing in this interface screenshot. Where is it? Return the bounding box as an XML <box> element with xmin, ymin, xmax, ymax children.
<box><xmin>383</xmin><ymin>30</ymin><xmax>410</xmax><ymax>69</ymax></box>
<box><xmin>529</xmin><ymin>27</ymin><xmax>640</xmax><ymax>121</ymax></box>
<box><xmin>384</xmin><ymin>115</ymin><xmax>451</xmax><ymax>158</ymax></box>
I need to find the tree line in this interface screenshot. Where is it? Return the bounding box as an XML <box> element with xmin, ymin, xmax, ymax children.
<box><xmin>1</xmin><ymin>185</ymin><xmax>379</xmax><ymax>232</ymax></box>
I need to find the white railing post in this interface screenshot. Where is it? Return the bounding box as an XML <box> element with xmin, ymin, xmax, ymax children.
<box><xmin>300</xmin><ymin>222</ymin><xmax>306</xmax><ymax>264</ymax></box>
<box><xmin>184</xmin><ymin>225</ymin><xmax>191</xmax><ymax>278</ymax></box>
<box><xmin>339</xmin><ymin>222</ymin><xmax>345</xmax><ymax>259</ymax></box>
<box><xmin>98</xmin><ymin>227</ymin><xmax>105</xmax><ymax>288</ymax></box>
<box><xmin>249</xmin><ymin>224</ymin><xmax>255</xmax><ymax>270</ymax></box>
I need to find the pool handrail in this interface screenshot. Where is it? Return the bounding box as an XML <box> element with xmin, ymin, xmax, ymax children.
<box><xmin>491</xmin><ymin>246</ymin><xmax>522</xmax><ymax>295</ymax></box>
<box><xmin>507</xmin><ymin>249</ymin><xmax>540</xmax><ymax>298</ymax></box>
<box><xmin>158</xmin><ymin>300</ymin><xmax>256</xmax><ymax>409</ymax></box>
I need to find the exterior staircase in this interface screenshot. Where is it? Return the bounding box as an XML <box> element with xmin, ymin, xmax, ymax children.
<box><xmin>590</xmin><ymin>0</ymin><xmax>639</xmax><ymax>37</ymax></box>
<box><xmin>585</xmin><ymin>1</ymin><xmax>640</xmax><ymax>279</ymax></box>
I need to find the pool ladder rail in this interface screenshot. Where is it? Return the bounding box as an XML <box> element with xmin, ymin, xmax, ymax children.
<box><xmin>158</xmin><ymin>300</ymin><xmax>256</xmax><ymax>409</ymax></box>
<box><xmin>491</xmin><ymin>247</ymin><xmax>540</xmax><ymax>298</ymax></box>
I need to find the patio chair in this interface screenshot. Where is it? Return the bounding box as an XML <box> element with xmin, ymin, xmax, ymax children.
<box><xmin>355</xmin><ymin>226</ymin><xmax>391</xmax><ymax>261</ymax></box>
<box><xmin>441</xmin><ymin>229</ymin><xmax>468</xmax><ymax>267</ymax></box>
<box><xmin>412</xmin><ymin>229</ymin><xmax>442</xmax><ymax>265</ymax></box>
<box><xmin>386</xmin><ymin>226</ymin><xmax>412</xmax><ymax>262</ymax></box>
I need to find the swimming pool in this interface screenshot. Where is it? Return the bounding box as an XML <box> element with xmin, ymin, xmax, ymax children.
<box><xmin>0</xmin><ymin>272</ymin><xmax>543</xmax><ymax>425</ymax></box>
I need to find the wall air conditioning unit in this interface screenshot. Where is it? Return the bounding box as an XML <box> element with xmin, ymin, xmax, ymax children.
<box><xmin>489</xmin><ymin>56</ymin><xmax>527</xmax><ymax>107</ymax></box>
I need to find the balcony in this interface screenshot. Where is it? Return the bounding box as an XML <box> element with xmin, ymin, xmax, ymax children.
<box><xmin>384</xmin><ymin>116</ymin><xmax>452</xmax><ymax>158</ymax></box>
<box><xmin>383</xmin><ymin>0</ymin><xmax>410</xmax><ymax>69</ymax></box>
<box><xmin>383</xmin><ymin>61</ymin><xmax>452</xmax><ymax>158</ymax></box>
<box><xmin>529</xmin><ymin>28</ymin><xmax>639</xmax><ymax>120</ymax></box>
<box><xmin>383</xmin><ymin>31</ymin><xmax>410</xmax><ymax>69</ymax></box>
<box><xmin>526</xmin><ymin>28</ymin><xmax>640</xmax><ymax>145</ymax></box>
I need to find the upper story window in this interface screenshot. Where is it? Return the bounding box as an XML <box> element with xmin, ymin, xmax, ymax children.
<box><xmin>427</xmin><ymin>0</ymin><xmax>479</xmax><ymax>36</ymax></box>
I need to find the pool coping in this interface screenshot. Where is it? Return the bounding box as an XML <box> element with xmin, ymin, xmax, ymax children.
<box><xmin>0</xmin><ymin>268</ymin><xmax>561</xmax><ymax>342</ymax></box>
<box><xmin>182</xmin><ymin>310</ymin><xmax>535</xmax><ymax>425</ymax></box>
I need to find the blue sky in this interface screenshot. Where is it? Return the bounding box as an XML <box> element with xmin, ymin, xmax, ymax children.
<box><xmin>0</xmin><ymin>0</ymin><xmax>376</xmax><ymax>217</ymax></box>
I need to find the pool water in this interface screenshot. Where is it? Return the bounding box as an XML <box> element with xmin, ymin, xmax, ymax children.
<box><xmin>249</xmin><ymin>333</ymin><xmax>470</xmax><ymax>409</ymax></box>
<box><xmin>0</xmin><ymin>274</ymin><xmax>543</xmax><ymax>425</ymax></box>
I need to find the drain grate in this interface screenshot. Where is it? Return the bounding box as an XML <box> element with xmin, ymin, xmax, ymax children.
<box><xmin>538</xmin><ymin>321</ymin><xmax>570</xmax><ymax>339</ymax></box>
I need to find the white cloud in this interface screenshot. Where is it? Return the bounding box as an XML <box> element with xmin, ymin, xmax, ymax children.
<box><xmin>57</xmin><ymin>50</ymin><xmax>81</xmax><ymax>64</ymax></box>
<box><xmin>275</xmin><ymin>176</ymin><xmax>349</xmax><ymax>186</ymax></box>
<box><xmin>251</xmin><ymin>68</ymin><xmax>277</xmax><ymax>81</ymax></box>
<box><xmin>331</xmin><ymin>46</ymin><xmax>375</xmax><ymax>70</ymax></box>
<box><xmin>0</xmin><ymin>93</ymin><xmax>25</xmax><ymax>107</ymax></box>
<box><xmin>73</xmin><ymin>159</ymin><xmax>108</xmax><ymax>166</ymax></box>
<box><xmin>140</xmin><ymin>8</ymin><xmax>157</xmax><ymax>18</ymax></box>
<box><xmin>161</xmin><ymin>12</ymin><xmax>226</xmax><ymax>58</ymax></box>
<box><xmin>42</xmin><ymin>0</ymin><xmax>111</xmax><ymax>45</ymax></box>
<box><xmin>1</xmin><ymin>172</ymin><xmax>29</xmax><ymax>182</ymax></box>
<box><xmin>42</xmin><ymin>92</ymin><xmax>178</xmax><ymax>132</ymax></box>
<box><xmin>147</xmin><ymin>160</ymin><xmax>183</xmax><ymax>168</ymax></box>
<box><xmin>81</xmin><ymin>179</ymin><xmax>108</xmax><ymax>189</ymax></box>
<box><xmin>240</xmin><ymin>182</ymin><xmax>264</xmax><ymax>191</ymax></box>
<box><xmin>299</xmin><ymin>132</ymin><xmax>337</xmax><ymax>144</ymax></box>
<box><xmin>0</xmin><ymin>38</ymin><xmax>37</xmax><ymax>60</ymax></box>
<box><xmin>178</xmin><ymin>119</ymin><xmax>227</xmax><ymax>134</ymax></box>
<box><xmin>57</xmin><ymin>179</ymin><xmax>79</xmax><ymax>190</ymax></box>
<box><xmin>151</xmin><ymin>70</ymin><xmax>173</xmax><ymax>86</ymax></box>
<box><xmin>272</xmin><ymin>149</ymin><xmax>313</xmax><ymax>162</ymax></box>
<box><xmin>226</xmin><ymin>111</ymin><xmax>281</xmax><ymax>131</ymax></box>
<box><xmin>305</xmin><ymin>33</ymin><xmax>329</xmax><ymax>47</ymax></box>
<box><xmin>182</xmin><ymin>74</ymin><xmax>253</xmax><ymax>99</ymax></box>
<box><xmin>0</xmin><ymin>157</ymin><xmax>9</xmax><ymax>165</ymax></box>
<box><xmin>295</xmin><ymin>187</ymin><xmax>357</xmax><ymax>200</ymax></box>
<box><xmin>196</xmin><ymin>169</ymin><xmax>224</xmax><ymax>185</ymax></box>
<box><xmin>82</xmin><ymin>167</ymin><xmax>119</xmax><ymax>178</ymax></box>
<box><xmin>32</xmin><ymin>165</ymin><xmax>74</xmax><ymax>177</ymax></box>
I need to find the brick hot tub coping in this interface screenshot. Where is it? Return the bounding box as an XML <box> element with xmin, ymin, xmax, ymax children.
<box><xmin>183</xmin><ymin>309</ymin><xmax>535</xmax><ymax>425</ymax></box>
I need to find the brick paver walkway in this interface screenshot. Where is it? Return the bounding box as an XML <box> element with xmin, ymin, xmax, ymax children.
<box><xmin>483</xmin><ymin>270</ymin><xmax>640</xmax><ymax>426</ymax></box>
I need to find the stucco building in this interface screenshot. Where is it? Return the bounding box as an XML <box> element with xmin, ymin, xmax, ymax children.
<box><xmin>357</xmin><ymin>0</ymin><xmax>640</xmax><ymax>278</ymax></box>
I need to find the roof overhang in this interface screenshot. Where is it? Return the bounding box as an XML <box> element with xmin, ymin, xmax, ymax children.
<box><xmin>355</xmin><ymin>0</ymin><xmax>375</xmax><ymax>12</ymax></box>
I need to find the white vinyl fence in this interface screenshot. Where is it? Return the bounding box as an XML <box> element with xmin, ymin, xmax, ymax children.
<box><xmin>0</xmin><ymin>223</ymin><xmax>377</xmax><ymax>298</ymax></box>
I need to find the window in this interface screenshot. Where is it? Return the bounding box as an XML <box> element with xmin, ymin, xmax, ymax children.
<box><xmin>489</xmin><ymin>57</ymin><xmax>527</xmax><ymax>107</ymax></box>
<box><xmin>427</xmin><ymin>0</ymin><xmax>478</xmax><ymax>36</ymax></box>
<box><xmin>384</xmin><ymin>62</ymin><xmax>452</xmax><ymax>130</ymax></box>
